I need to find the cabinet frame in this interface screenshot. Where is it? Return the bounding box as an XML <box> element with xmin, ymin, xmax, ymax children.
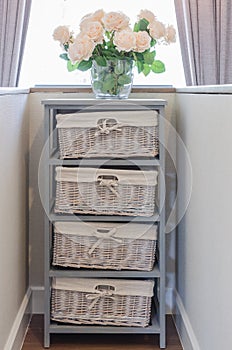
<box><xmin>41</xmin><ymin>98</ymin><xmax>167</xmax><ymax>348</ymax></box>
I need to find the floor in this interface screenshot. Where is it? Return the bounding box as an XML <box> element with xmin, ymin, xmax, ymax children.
<box><xmin>22</xmin><ymin>315</ymin><xmax>183</xmax><ymax>349</ymax></box>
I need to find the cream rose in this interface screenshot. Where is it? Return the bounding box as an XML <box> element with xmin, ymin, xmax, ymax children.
<box><xmin>102</xmin><ymin>11</ymin><xmax>130</xmax><ymax>31</ymax></box>
<box><xmin>134</xmin><ymin>31</ymin><xmax>151</xmax><ymax>53</ymax></box>
<box><xmin>68</xmin><ymin>34</ymin><xmax>95</xmax><ymax>63</ymax></box>
<box><xmin>91</xmin><ymin>9</ymin><xmax>105</xmax><ymax>23</ymax></box>
<box><xmin>165</xmin><ymin>25</ymin><xmax>176</xmax><ymax>44</ymax></box>
<box><xmin>81</xmin><ymin>21</ymin><xmax>104</xmax><ymax>44</ymax></box>
<box><xmin>113</xmin><ymin>29</ymin><xmax>136</xmax><ymax>52</ymax></box>
<box><xmin>148</xmin><ymin>20</ymin><xmax>166</xmax><ymax>40</ymax></box>
<box><xmin>53</xmin><ymin>26</ymin><xmax>70</xmax><ymax>44</ymax></box>
<box><xmin>80</xmin><ymin>9</ymin><xmax>105</xmax><ymax>30</ymax></box>
<box><xmin>138</xmin><ymin>9</ymin><xmax>156</xmax><ymax>24</ymax></box>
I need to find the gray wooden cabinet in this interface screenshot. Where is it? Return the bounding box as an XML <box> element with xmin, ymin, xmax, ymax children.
<box><xmin>41</xmin><ymin>98</ymin><xmax>166</xmax><ymax>348</ymax></box>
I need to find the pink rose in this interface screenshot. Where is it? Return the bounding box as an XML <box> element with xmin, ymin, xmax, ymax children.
<box><xmin>81</xmin><ymin>21</ymin><xmax>104</xmax><ymax>44</ymax></box>
<box><xmin>113</xmin><ymin>29</ymin><xmax>136</xmax><ymax>52</ymax></box>
<box><xmin>53</xmin><ymin>26</ymin><xmax>70</xmax><ymax>44</ymax></box>
<box><xmin>102</xmin><ymin>11</ymin><xmax>130</xmax><ymax>31</ymax></box>
<box><xmin>148</xmin><ymin>20</ymin><xmax>166</xmax><ymax>40</ymax></box>
<box><xmin>134</xmin><ymin>31</ymin><xmax>151</xmax><ymax>53</ymax></box>
<box><xmin>165</xmin><ymin>25</ymin><xmax>176</xmax><ymax>44</ymax></box>
<box><xmin>137</xmin><ymin>9</ymin><xmax>156</xmax><ymax>23</ymax></box>
<box><xmin>68</xmin><ymin>34</ymin><xmax>95</xmax><ymax>63</ymax></box>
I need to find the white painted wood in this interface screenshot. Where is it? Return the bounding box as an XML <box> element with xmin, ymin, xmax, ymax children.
<box><xmin>3</xmin><ymin>288</ymin><xmax>32</xmax><ymax>350</ymax></box>
<box><xmin>173</xmin><ymin>289</ymin><xmax>200</xmax><ymax>350</ymax></box>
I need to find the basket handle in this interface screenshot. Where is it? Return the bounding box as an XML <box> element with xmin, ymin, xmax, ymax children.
<box><xmin>95</xmin><ymin>284</ymin><xmax>116</xmax><ymax>292</ymax></box>
<box><xmin>86</xmin><ymin>284</ymin><xmax>116</xmax><ymax>309</ymax></box>
<box><xmin>88</xmin><ymin>227</ymin><xmax>122</xmax><ymax>255</ymax></box>
<box><xmin>97</xmin><ymin>175</ymin><xmax>119</xmax><ymax>197</ymax></box>
<box><xmin>95</xmin><ymin>118</ymin><xmax>123</xmax><ymax>136</ymax></box>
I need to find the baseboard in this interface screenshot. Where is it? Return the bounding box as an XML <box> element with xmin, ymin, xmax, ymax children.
<box><xmin>31</xmin><ymin>285</ymin><xmax>174</xmax><ymax>314</ymax></box>
<box><xmin>173</xmin><ymin>289</ymin><xmax>201</xmax><ymax>350</ymax></box>
<box><xmin>3</xmin><ymin>288</ymin><xmax>32</xmax><ymax>350</ymax></box>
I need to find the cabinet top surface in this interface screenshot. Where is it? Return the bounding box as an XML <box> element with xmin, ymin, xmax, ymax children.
<box><xmin>41</xmin><ymin>98</ymin><xmax>167</xmax><ymax>106</ymax></box>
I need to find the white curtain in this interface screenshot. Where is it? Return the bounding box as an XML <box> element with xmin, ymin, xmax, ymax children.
<box><xmin>0</xmin><ymin>0</ymin><xmax>32</xmax><ymax>87</ymax></box>
<box><xmin>174</xmin><ymin>0</ymin><xmax>232</xmax><ymax>85</ymax></box>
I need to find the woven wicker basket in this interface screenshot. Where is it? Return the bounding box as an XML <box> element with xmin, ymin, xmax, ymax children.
<box><xmin>51</xmin><ymin>278</ymin><xmax>154</xmax><ymax>327</ymax></box>
<box><xmin>52</xmin><ymin>221</ymin><xmax>157</xmax><ymax>271</ymax></box>
<box><xmin>56</xmin><ymin>110</ymin><xmax>159</xmax><ymax>159</ymax></box>
<box><xmin>54</xmin><ymin>167</ymin><xmax>158</xmax><ymax>217</ymax></box>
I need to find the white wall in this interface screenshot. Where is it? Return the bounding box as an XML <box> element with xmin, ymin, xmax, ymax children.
<box><xmin>28</xmin><ymin>91</ymin><xmax>177</xmax><ymax>312</ymax></box>
<box><xmin>0</xmin><ymin>90</ymin><xmax>30</xmax><ymax>350</ymax></box>
<box><xmin>175</xmin><ymin>91</ymin><xmax>232</xmax><ymax>349</ymax></box>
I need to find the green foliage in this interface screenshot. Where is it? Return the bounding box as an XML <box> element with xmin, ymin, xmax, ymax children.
<box><xmin>151</xmin><ymin>60</ymin><xmax>166</xmax><ymax>73</ymax></box>
<box><xmin>67</xmin><ymin>60</ymin><xmax>78</xmax><ymax>72</ymax></box>
<box><xmin>134</xmin><ymin>18</ymin><xmax>149</xmax><ymax>32</ymax></box>
<box><xmin>94</xmin><ymin>56</ymin><xmax>107</xmax><ymax>66</ymax></box>
<box><xmin>142</xmin><ymin>64</ymin><xmax>151</xmax><ymax>76</ymax></box>
<box><xmin>143</xmin><ymin>51</ymin><xmax>156</xmax><ymax>65</ymax></box>
<box><xmin>77</xmin><ymin>59</ymin><xmax>92</xmax><ymax>71</ymax></box>
<box><xmin>59</xmin><ymin>53</ymin><xmax>69</xmax><ymax>61</ymax></box>
<box><xmin>118</xmin><ymin>74</ymin><xmax>132</xmax><ymax>85</ymax></box>
<box><xmin>92</xmin><ymin>59</ymin><xmax>133</xmax><ymax>96</ymax></box>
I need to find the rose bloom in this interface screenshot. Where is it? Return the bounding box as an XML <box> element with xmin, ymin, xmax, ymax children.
<box><xmin>102</xmin><ymin>11</ymin><xmax>130</xmax><ymax>31</ymax></box>
<box><xmin>138</xmin><ymin>9</ymin><xmax>156</xmax><ymax>23</ymax></box>
<box><xmin>81</xmin><ymin>21</ymin><xmax>104</xmax><ymax>44</ymax></box>
<box><xmin>165</xmin><ymin>25</ymin><xmax>176</xmax><ymax>44</ymax></box>
<box><xmin>53</xmin><ymin>26</ymin><xmax>70</xmax><ymax>44</ymax></box>
<box><xmin>80</xmin><ymin>9</ymin><xmax>105</xmax><ymax>30</ymax></box>
<box><xmin>134</xmin><ymin>31</ymin><xmax>151</xmax><ymax>53</ymax></box>
<box><xmin>68</xmin><ymin>34</ymin><xmax>95</xmax><ymax>63</ymax></box>
<box><xmin>91</xmin><ymin>9</ymin><xmax>105</xmax><ymax>22</ymax></box>
<box><xmin>113</xmin><ymin>29</ymin><xmax>136</xmax><ymax>52</ymax></box>
<box><xmin>148</xmin><ymin>20</ymin><xmax>166</xmax><ymax>40</ymax></box>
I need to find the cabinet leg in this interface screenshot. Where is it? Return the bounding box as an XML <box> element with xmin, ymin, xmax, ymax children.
<box><xmin>44</xmin><ymin>331</ymin><xmax>50</xmax><ymax>348</ymax></box>
<box><xmin>159</xmin><ymin>331</ymin><xmax>166</xmax><ymax>348</ymax></box>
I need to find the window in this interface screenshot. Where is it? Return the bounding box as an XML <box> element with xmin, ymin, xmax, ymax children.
<box><xmin>19</xmin><ymin>0</ymin><xmax>185</xmax><ymax>87</ymax></box>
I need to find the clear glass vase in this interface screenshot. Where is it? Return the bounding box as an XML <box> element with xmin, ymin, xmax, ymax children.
<box><xmin>91</xmin><ymin>59</ymin><xmax>133</xmax><ymax>99</ymax></box>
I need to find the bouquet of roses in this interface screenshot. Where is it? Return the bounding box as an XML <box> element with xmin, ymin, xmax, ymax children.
<box><xmin>53</xmin><ymin>9</ymin><xmax>176</xmax><ymax>76</ymax></box>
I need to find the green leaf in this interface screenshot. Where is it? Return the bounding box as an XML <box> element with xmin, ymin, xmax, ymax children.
<box><xmin>67</xmin><ymin>60</ymin><xmax>78</xmax><ymax>72</ymax></box>
<box><xmin>93</xmin><ymin>81</ymin><xmax>103</xmax><ymax>90</ymax></box>
<box><xmin>114</xmin><ymin>64</ymin><xmax>124</xmax><ymax>75</ymax></box>
<box><xmin>143</xmin><ymin>51</ymin><xmax>156</xmax><ymax>65</ymax></box>
<box><xmin>94</xmin><ymin>56</ymin><xmax>107</xmax><ymax>66</ymax></box>
<box><xmin>77</xmin><ymin>59</ymin><xmax>92</xmax><ymax>71</ymax></box>
<box><xmin>150</xmin><ymin>39</ymin><xmax>156</xmax><ymax>47</ymax></box>
<box><xmin>136</xmin><ymin>60</ymin><xmax>144</xmax><ymax>74</ymax></box>
<box><xmin>118</xmin><ymin>74</ymin><xmax>132</xmax><ymax>85</ymax></box>
<box><xmin>142</xmin><ymin>64</ymin><xmax>151</xmax><ymax>76</ymax></box>
<box><xmin>151</xmin><ymin>60</ymin><xmax>165</xmax><ymax>73</ymax></box>
<box><xmin>103</xmin><ymin>74</ymin><xmax>116</xmax><ymax>91</ymax></box>
<box><xmin>60</xmin><ymin>53</ymin><xmax>69</xmax><ymax>61</ymax></box>
<box><xmin>136</xmin><ymin>18</ymin><xmax>149</xmax><ymax>31</ymax></box>
<box><xmin>133</xmin><ymin>22</ymin><xmax>140</xmax><ymax>32</ymax></box>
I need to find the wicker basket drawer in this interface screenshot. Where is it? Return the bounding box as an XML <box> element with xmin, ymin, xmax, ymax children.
<box><xmin>52</xmin><ymin>221</ymin><xmax>157</xmax><ymax>271</ymax></box>
<box><xmin>56</xmin><ymin>110</ymin><xmax>159</xmax><ymax>159</ymax></box>
<box><xmin>51</xmin><ymin>278</ymin><xmax>154</xmax><ymax>327</ymax></box>
<box><xmin>54</xmin><ymin>167</ymin><xmax>158</xmax><ymax>217</ymax></box>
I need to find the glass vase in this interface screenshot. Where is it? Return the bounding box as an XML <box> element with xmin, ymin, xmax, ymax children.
<box><xmin>91</xmin><ymin>59</ymin><xmax>133</xmax><ymax>99</ymax></box>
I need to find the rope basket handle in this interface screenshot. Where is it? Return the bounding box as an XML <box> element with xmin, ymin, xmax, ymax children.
<box><xmin>97</xmin><ymin>175</ymin><xmax>119</xmax><ymax>197</ymax></box>
<box><xmin>95</xmin><ymin>118</ymin><xmax>123</xmax><ymax>136</ymax></box>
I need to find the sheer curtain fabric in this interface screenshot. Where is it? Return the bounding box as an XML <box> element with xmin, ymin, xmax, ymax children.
<box><xmin>174</xmin><ymin>0</ymin><xmax>232</xmax><ymax>85</ymax></box>
<box><xmin>0</xmin><ymin>0</ymin><xmax>31</xmax><ymax>86</ymax></box>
